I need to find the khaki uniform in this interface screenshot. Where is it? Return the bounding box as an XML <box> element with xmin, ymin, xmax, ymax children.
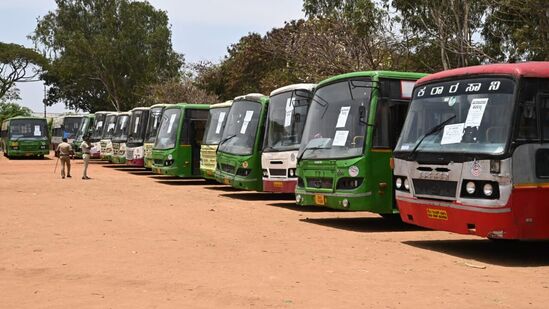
<box><xmin>56</xmin><ymin>142</ymin><xmax>73</xmax><ymax>178</ymax></box>
<box><xmin>81</xmin><ymin>140</ymin><xmax>91</xmax><ymax>179</ymax></box>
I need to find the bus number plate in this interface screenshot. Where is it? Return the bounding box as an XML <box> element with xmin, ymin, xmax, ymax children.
<box><xmin>273</xmin><ymin>181</ymin><xmax>283</xmax><ymax>188</ymax></box>
<box><xmin>314</xmin><ymin>194</ymin><xmax>325</xmax><ymax>205</ymax></box>
<box><xmin>427</xmin><ymin>208</ymin><xmax>448</xmax><ymax>220</ymax></box>
<box><xmin>224</xmin><ymin>178</ymin><xmax>230</xmax><ymax>185</ymax></box>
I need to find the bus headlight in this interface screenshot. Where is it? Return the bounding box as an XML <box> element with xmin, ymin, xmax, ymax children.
<box><xmin>483</xmin><ymin>183</ymin><xmax>493</xmax><ymax>197</ymax></box>
<box><xmin>404</xmin><ymin>179</ymin><xmax>410</xmax><ymax>190</ymax></box>
<box><xmin>295</xmin><ymin>194</ymin><xmax>302</xmax><ymax>203</ymax></box>
<box><xmin>167</xmin><ymin>154</ymin><xmax>173</xmax><ymax>161</ymax></box>
<box><xmin>288</xmin><ymin>168</ymin><xmax>297</xmax><ymax>178</ymax></box>
<box><xmin>466</xmin><ymin>181</ymin><xmax>476</xmax><ymax>194</ymax></box>
<box><xmin>342</xmin><ymin>199</ymin><xmax>350</xmax><ymax>208</ymax></box>
<box><xmin>395</xmin><ymin>177</ymin><xmax>402</xmax><ymax>189</ymax></box>
<box><xmin>262</xmin><ymin>169</ymin><xmax>268</xmax><ymax>177</ymax></box>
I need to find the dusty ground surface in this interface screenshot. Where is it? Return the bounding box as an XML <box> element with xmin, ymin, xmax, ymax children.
<box><xmin>1</xmin><ymin>152</ymin><xmax>549</xmax><ymax>309</ymax></box>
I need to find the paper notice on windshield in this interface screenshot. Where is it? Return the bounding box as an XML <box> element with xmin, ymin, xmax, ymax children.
<box><xmin>134</xmin><ymin>117</ymin><xmax>140</xmax><ymax>133</ymax></box>
<box><xmin>240</xmin><ymin>111</ymin><xmax>254</xmax><ymax>134</ymax></box>
<box><xmin>96</xmin><ymin>121</ymin><xmax>103</xmax><ymax>129</ymax></box>
<box><xmin>107</xmin><ymin>123</ymin><xmax>115</xmax><ymax>131</ymax></box>
<box><xmin>336</xmin><ymin>106</ymin><xmax>351</xmax><ymax>128</ymax></box>
<box><xmin>167</xmin><ymin>114</ymin><xmax>176</xmax><ymax>133</ymax></box>
<box><xmin>332</xmin><ymin>130</ymin><xmax>349</xmax><ymax>146</ymax></box>
<box><xmin>465</xmin><ymin>98</ymin><xmax>488</xmax><ymax>128</ymax></box>
<box><xmin>440</xmin><ymin>123</ymin><xmax>464</xmax><ymax>145</ymax></box>
<box><xmin>215</xmin><ymin>112</ymin><xmax>226</xmax><ymax>134</ymax></box>
<box><xmin>284</xmin><ymin>97</ymin><xmax>295</xmax><ymax>127</ymax></box>
<box><xmin>33</xmin><ymin>125</ymin><xmax>41</xmax><ymax>136</ymax></box>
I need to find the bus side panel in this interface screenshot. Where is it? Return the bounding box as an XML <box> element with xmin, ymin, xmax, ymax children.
<box><xmin>368</xmin><ymin>150</ymin><xmax>397</xmax><ymax>214</ymax></box>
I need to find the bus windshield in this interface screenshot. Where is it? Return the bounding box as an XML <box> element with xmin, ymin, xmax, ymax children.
<box><xmin>91</xmin><ymin>114</ymin><xmax>106</xmax><ymax>140</ymax></box>
<box><xmin>9</xmin><ymin>119</ymin><xmax>48</xmax><ymax>139</ymax></box>
<box><xmin>299</xmin><ymin>79</ymin><xmax>371</xmax><ymax>160</ymax></box>
<box><xmin>154</xmin><ymin>108</ymin><xmax>181</xmax><ymax>149</ymax></box>
<box><xmin>396</xmin><ymin>77</ymin><xmax>515</xmax><ymax>155</ymax></box>
<box><xmin>218</xmin><ymin>100</ymin><xmax>262</xmax><ymax>155</ymax></box>
<box><xmin>203</xmin><ymin>107</ymin><xmax>230</xmax><ymax>145</ymax></box>
<box><xmin>63</xmin><ymin>117</ymin><xmax>82</xmax><ymax>139</ymax></box>
<box><xmin>127</xmin><ymin>110</ymin><xmax>146</xmax><ymax>144</ymax></box>
<box><xmin>145</xmin><ymin>107</ymin><xmax>164</xmax><ymax>143</ymax></box>
<box><xmin>75</xmin><ymin>117</ymin><xmax>92</xmax><ymax>142</ymax></box>
<box><xmin>113</xmin><ymin>115</ymin><xmax>130</xmax><ymax>142</ymax></box>
<box><xmin>264</xmin><ymin>91</ymin><xmax>310</xmax><ymax>152</ymax></box>
<box><xmin>101</xmin><ymin>115</ymin><xmax>118</xmax><ymax>139</ymax></box>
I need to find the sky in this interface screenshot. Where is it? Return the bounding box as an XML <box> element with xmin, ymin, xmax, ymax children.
<box><xmin>1</xmin><ymin>0</ymin><xmax>305</xmax><ymax>113</ymax></box>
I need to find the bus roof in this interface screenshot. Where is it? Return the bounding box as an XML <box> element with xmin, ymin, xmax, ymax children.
<box><xmin>165</xmin><ymin>103</ymin><xmax>210</xmax><ymax>110</ymax></box>
<box><xmin>270</xmin><ymin>83</ymin><xmax>316</xmax><ymax>96</ymax></box>
<box><xmin>318</xmin><ymin>71</ymin><xmax>427</xmax><ymax>88</ymax></box>
<box><xmin>150</xmin><ymin>103</ymin><xmax>171</xmax><ymax>109</ymax></box>
<box><xmin>417</xmin><ymin>62</ymin><xmax>549</xmax><ymax>86</ymax></box>
<box><xmin>234</xmin><ymin>93</ymin><xmax>269</xmax><ymax>104</ymax></box>
<box><xmin>210</xmin><ymin>100</ymin><xmax>233</xmax><ymax>109</ymax></box>
<box><xmin>130</xmin><ymin>107</ymin><xmax>150</xmax><ymax>112</ymax></box>
<box><xmin>5</xmin><ymin>116</ymin><xmax>47</xmax><ymax>122</ymax></box>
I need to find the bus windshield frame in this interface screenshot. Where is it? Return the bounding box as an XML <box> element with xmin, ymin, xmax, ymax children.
<box><xmin>145</xmin><ymin>107</ymin><xmax>164</xmax><ymax>144</ymax></box>
<box><xmin>395</xmin><ymin>76</ymin><xmax>516</xmax><ymax>157</ymax></box>
<box><xmin>112</xmin><ymin>115</ymin><xmax>130</xmax><ymax>142</ymax></box>
<box><xmin>203</xmin><ymin>107</ymin><xmax>230</xmax><ymax>145</ymax></box>
<box><xmin>9</xmin><ymin>119</ymin><xmax>48</xmax><ymax>139</ymax></box>
<box><xmin>298</xmin><ymin>78</ymin><xmax>372</xmax><ymax>160</ymax></box>
<box><xmin>154</xmin><ymin>108</ymin><xmax>181</xmax><ymax>150</ymax></box>
<box><xmin>217</xmin><ymin>100</ymin><xmax>262</xmax><ymax>156</ymax></box>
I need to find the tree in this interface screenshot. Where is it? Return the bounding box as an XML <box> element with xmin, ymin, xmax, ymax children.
<box><xmin>144</xmin><ymin>77</ymin><xmax>219</xmax><ymax>105</ymax></box>
<box><xmin>0</xmin><ymin>42</ymin><xmax>48</xmax><ymax>99</ymax></box>
<box><xmin>31</xmin><ymin>0</ymin><xmax>183</xmax><ymax>112</ymax></box>
<box><xmin>483</xmin><ymin>0</ymin><xmax>549</xmax><ymax>61</ymax></box>
<box><xmin>0</xmin><ymin>102</ymin><xmax>32</xmax><ymax>125</ymax></box>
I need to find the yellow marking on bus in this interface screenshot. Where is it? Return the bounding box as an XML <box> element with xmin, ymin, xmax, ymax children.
<box><xmin>514</xmin><ymin>183</ymin><xmax>549</xmax><ymax>189</ymax></box>
<box><xmin>426</xmin><ymin>208</ymin><xmax>448</xmax><ymax>220</ymax></box>
<box><xmin>371</xmin><ymin>149</ymin><xmax>392</xmax><ymax>153</ymax></box>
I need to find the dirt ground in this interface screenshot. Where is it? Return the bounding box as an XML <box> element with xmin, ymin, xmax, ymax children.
<box><xmin>1</xmin><ymin>152</ymin><xmax>548</xmax><ymax>309</ymax></box>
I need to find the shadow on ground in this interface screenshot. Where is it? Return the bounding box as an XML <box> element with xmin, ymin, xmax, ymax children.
<box><xmin>265</xmin><ymin>201</ymin><xmax>342</xmax><ymax>213</ymax></box>
<box><xmin>300</xmin><ymin>216</ymin><xmax>427</xmax><ymax>233</ymax></box>
<box><xmin>156</xmin><ymin>179</ymin><xmax>208</xmax><ymax>186</ymax></box>
<box><xmin>403</xmin><ymin>239</ymin><xmax>549</xmax><ymax>267</ymax></box>
<box><xmin>205</xmin><ymin>186</ymin><xmax>244</xmax><ymax>192</ymax></box>
<box><xmin>220</xmin><ymin>192</ymin><xmax>295</xmax><ymax>201</ymax></box>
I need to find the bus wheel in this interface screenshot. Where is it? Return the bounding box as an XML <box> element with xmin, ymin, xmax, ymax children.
<box><xmin>380</xmin><ymin>213</ymin><xmax>401</xmax><ymax>221</ymax></box>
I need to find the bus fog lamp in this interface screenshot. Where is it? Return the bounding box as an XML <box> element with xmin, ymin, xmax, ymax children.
<box><xmin>342</xmin><ymin>199</ymin><xmax>350</xmax><ymax>208</ymax></box>
<box><xmin>466</xmin><ymin>181</ymin><xmax>476</xmax><ymax>194</ymax></box>
<box><xmin>404</xmin><ymin>179</ymin><xmax>410</xmax><ymax>190</ymax></box>
<box><xmin>483</xmin><ymin>183</ymin><xmax>493</xmax><ymax>197</ymax></box>
<box><xmin>295</xmin><ymin>194</ymin><xmax>302</xmax><ymax>203</ymax></box>
<box><xmin>395</xmin><ymin>178</ymin><xmax>402</xmax><ymax>189</ymax></box>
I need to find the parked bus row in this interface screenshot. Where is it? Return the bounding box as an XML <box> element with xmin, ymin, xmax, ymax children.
<box><xmin>1</xmin><ymin>62</ymin><xmax>547</xmax><ymax>241</ymax></box>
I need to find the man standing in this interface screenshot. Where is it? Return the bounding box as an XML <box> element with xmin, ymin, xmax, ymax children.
<box><xmin>56</xmin><ymin>138</ymin><xmax>73</xmax><ymax>179</ymax></box>
<box><xmin>81</xmin><ymin>135</ymin><xmax>92</xmax><ymax>180</ymax></box>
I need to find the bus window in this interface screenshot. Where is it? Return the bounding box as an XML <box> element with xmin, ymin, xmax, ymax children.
<box><xmin>373</xmin><ymin>79</ymin><xmax>413</xmax><ymax>148</ymax></box>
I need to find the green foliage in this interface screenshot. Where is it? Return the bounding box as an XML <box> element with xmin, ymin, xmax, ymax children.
<box><xmin>0</xmin><ymin>102</ymin><xmax>32</xmax><ymax>125</ymax></box>
<box><xmin>0</xmin><ymin>42</ymin><xmax>48</xmax><ymax>99</ymax></box>
<box><xmin>31</xmin><ymin>0</ymin><xmax>183</xmax><ymax>112</ymax></box>
<box><xmin>144</xmin><ymin>77</ymin><xmax>219</xmax><ymax>105</ymax></box>
<box><xmin>483</xmin><ymin>0</ymin><xmax>549</xmax><ymax>61</ymax></box>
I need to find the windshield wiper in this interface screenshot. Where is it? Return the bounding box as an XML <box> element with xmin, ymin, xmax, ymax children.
<box><xmin>218</xmin><ymin>134</ymin><xmax>236</xmax><ymax>148</ymax></box>
<box><xmin>297</xmin><ymin>146</ymin><xmax>328</xmax><ymax>161</ymax></box>
<box><xmin>408</xmin><ymin>115</ymin><xmax>456</xmax><ymax>160</ymax></box>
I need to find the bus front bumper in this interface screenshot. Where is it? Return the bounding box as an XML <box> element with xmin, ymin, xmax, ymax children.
<box><xmin>201</xmin><ymin>167</ymin><xmax>216</xmax><ymax>180</ymax></box>
<box><xmin>263</xmin><ymin>179</ymin><xmax>297</xmax><ymax>193</ymax></box>
<box><xmin>111</xmin><ymin>155</ymin><xmax>127</xmax><ymax>164</ymax></box>
<box><xmin>295</xmin><ymin>188</ymin><xmax>378</xmax><ymax>212</ymax></box>
<box><xmin>7</xmin><ymin>149</ymin><xmax>49</xmax><ymax>157</ymax></box>
<box><xmin>215</xmin><ymin>170</ymin><xmax>261</xmax><ymax>191</ymax></box>
<box><xmin>152</xmin><ymin>164</ymin><xmax>178</xmax><ymax>176</ymax></box>
<box><xmin>127</xmin><ymin>158</ymin><xmax>145</xmax><ymax>167</ymax></box>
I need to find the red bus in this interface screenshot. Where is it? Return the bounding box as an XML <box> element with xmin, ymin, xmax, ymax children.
<box><xmin>393</xmin><ymin>62</ymin><xmax>549</xmax><ymax>240</ymax></box>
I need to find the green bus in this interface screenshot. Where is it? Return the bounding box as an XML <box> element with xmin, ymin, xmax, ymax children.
<box><xmin>200</xmin><ymin>101</ymin><xmax>232</xmax><ymax>180</ymax></box>
<box><xmin>100</xmin><ymin>112</ymin><xmax>119</xmax><ymax>161</ymax></box>
<box><xmin>144</xmin><ymin>104</ymin><xmax>169</xmax><ymax>169</ymax></box>
<box><xmin>151</xmin><ymin>103</ymin><xmax>209</xmax><ymax>177</ymax></box>
<box><xmin>215</xmin><ymin>94</ymin><xmax>269</xmax><ymax>191</ymax></box>
<box><xmin>72</xmin><ymin>114</ymin><xmax>95</xmax><ymax>158</ymax></box>
<box><xmin>111</xmin><ymin>112</ymin><xmax>130</xmax><ymax>164</ymax></box>
<box><xmin>1</xmin><ymin>116</ymin><xmax>49</xmax><ymax>159</ymax></box>
<box><xmin>295</xmin><ymin>71</ymin><xmax>426</xmax><ymax>213</ymax></box>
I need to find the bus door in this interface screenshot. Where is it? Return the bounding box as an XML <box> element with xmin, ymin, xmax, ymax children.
<box><xmin>182</xmin><ymin>109</ymin><xmax>209</xmax><ymax>176</ymax></box>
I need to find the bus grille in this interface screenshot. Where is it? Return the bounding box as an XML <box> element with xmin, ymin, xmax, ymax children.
<box><xmin>412</xmin><ymin>179</ymin><xmax>457</xmax><ymax>198</ymax></box>
<box><xmin>153</xmin><ymin>159</ymin><xmax>163</xmax><ymax>165</ymax></box>
<box><xmin>126</xmin><ymin>149</ymin><xmax>134</xmax><ymax>160</ymax></box>
<box><xmin>269</xmin><ymin>169</ymin><xmax>287</xmax><ymax>176</ymax></box>
<box><xmin>220</xmin><ymin>163</ymin><xmax>236</xmax><ymax>174</ymax></box>
<box><xmin>306</xmin><ymin>177</ymin><xmax>333</xmax><ymax>189</ymax></box>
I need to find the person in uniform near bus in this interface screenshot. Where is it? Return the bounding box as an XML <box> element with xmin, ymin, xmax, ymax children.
<box><xmin>56</xmin><ymin>137</ymin><xmax>73</xmax><ymax>179</ymax></box>
<box><xmin>81</xmin><ymin>134</ymin><xmax>92</xmax><ymax>180</ymax></box>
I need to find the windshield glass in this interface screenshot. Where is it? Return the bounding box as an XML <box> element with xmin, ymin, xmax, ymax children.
<box><xmin>101</xmin><ymin>115</ymin><xmax>118</xmax><ymax>139</ymax></box>
<box><xmin>396</xmin><ymin>77</ymin><xmax>515</xmax><ymax>155</ymax></box>
<box><xmin>127</xmin><ymin>110</ymin><xmax>146</xmax><ymax>144</ymax></box>
<box><xmin>264</xmin><ymin>90</ymin><xmax>312</xmax><ymax>152</ymax></box>
<box><xmin>63</xmin><ymin>117</ymin><xmax>82</xmax><ymax>139</ymax></box>
<box><xmin>75</xmin><ymin>117</ymin><xmax>91</xmax><ymax>142</ymax></box>
<box><xmin>218</xmin><ymin>100</ymin><xmax>262</xmax><ymax>155</ymax></box>
<box><xmin>113</xmin><ymin>115</ymin><xmax>130</xmax><ymax>141</ymax></box>
<box><xmin>9</xmin><ymin>119</ymin><xmax>48</xmax><ymax>139</ymax></box>
<box><xmin>91</xmin><ymin>114</ymin><xmax>106</xmax><ymax>140</ymax></box>
<box><xmin>203</xmin><ymin>107</ymin><xmax>230</xmax><ymax>145</ymax></box>
<box><xmin>154</xmin><ymin>108</ymin><xmax>181</xmax><ymax>150</ymax></box>
<box><xmin>299</xmin><ymin>79</ymin><xmax>372</xmax><ymax>160</ymax></box>
<box><xmin>145</xmin><ymin>107</ymin><xmax>164</xmax><ymax>143</ymax></box>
